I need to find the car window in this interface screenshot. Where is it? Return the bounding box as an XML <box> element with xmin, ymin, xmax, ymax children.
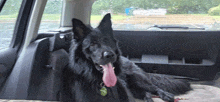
<box><xmin>91</xmin><ymin>0</ymin><xmax>220</xmax><ymax>31</ymax></box>
<box><xmin>0</xmin><ymin>0</ymin><xmax>22</xmax><ymax>50</ymax></box>
<box><xmin>38</xmin><ymin>0</ymin><xmax>62</xmax><ymax>33</ymax></box>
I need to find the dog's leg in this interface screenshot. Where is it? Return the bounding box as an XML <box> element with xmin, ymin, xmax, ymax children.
<box><xmin>156</xmin><ymin>88</ymin><xmax>174</xmax><ymax>102</ymax></box>
<box><xmin>117</xmin><ymin>78</ymin><xmax>136</xmax><ymax>102</ymax></box>
<box><xmin>122</xmin><ymin>68</ymin><xmax>175</xmax><ymax>102</ymax></box>
<box><xmin>144</xmin><ymin>92</ymin><xmax>154</xmax><ymax>102</ymax></box>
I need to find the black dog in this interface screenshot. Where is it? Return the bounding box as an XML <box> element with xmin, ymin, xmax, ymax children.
<box><xmin>60</xmin><ymin>13</ymin><xmax>191</xmax><ymax>102</ymax></box>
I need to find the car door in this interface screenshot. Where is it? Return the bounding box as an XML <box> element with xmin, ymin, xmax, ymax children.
<box><xmin>0</xmin><ymin>0</ymin><xmax>70</xmax><ymax>100</ymax></box>
<box><xmin>114</xmin><ymin>30</ymin><xmax>220</xmax><ymax>81</ymax></box>
<box><xmin>91</xmin><ymin>0</ymin><xmax>220</xmax><ymax>82</ymax></box>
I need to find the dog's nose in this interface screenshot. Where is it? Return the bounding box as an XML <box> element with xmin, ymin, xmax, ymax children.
<box><xmin>103</xmin><ymin>51</ymin><xmax>114</xmax><ymax>59</ymax></box>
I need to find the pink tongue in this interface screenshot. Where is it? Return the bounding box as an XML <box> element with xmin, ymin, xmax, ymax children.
<box><xmin>102</xmin><ymin>63</ymin><xmax>117</xmax><ymax>87</ymax></box>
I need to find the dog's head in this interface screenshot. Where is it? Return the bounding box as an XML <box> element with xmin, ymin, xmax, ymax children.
<box><xmin>72</xmin><ymin>14</ymin><xmax>121</xmax><ymax>87</ymax></box>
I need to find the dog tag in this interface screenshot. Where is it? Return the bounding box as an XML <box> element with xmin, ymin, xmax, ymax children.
<box><xmin>100</xmin><ymin>86</ymin><xmax>107</xmax><ymax>96</ymax></box>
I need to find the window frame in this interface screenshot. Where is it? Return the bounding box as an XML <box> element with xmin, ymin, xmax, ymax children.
<box><xmin>9</xmin><ymin>0</ymin><xmax>36</xmax><ymax>49</ymax></box>
<box><xmin>0</xmin><ymin>0</ymin><xmax>36</xmax><ymax>88</ymax></box>
<box><xmin>0</xmin><ymin>0</ymin><xmax>7</xmax><ymax>11</ymax></box>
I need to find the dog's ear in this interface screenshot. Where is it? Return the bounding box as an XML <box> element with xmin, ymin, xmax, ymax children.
<box><xmin>72</xmin><ymin>18</ymin><xmax>91</xmax><ymax>41</ymax></box>
<box><xmin>98</xmin><ymin>13</ymin><xmax>113</xmax><ymax>34</ymax></box>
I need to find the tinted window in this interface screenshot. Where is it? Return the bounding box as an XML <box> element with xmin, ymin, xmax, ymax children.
<box><xmin>38</xmin><ymin>0</ymin><xmax>62</xmax><ymax>33</ymax></box>
<box><xmin>91</xmin><ymin>0</ymin><xmax>220</xmax><ymax>31</ymax></box>
<box><xmin>0</xmin><ymin>0</ymin><xmax>22</xmax><ymax>50</ymax></box>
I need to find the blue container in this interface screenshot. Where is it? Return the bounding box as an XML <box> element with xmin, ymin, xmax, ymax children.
<box><xmin>125</xmin><ymin>8</ymin><xmax>132</xmax><ymax>15</ymax></box>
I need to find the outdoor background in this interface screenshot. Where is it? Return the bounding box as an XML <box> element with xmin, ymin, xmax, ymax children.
<box><xmin>90</xmin><ymin>0</ymin><xmax>220</xmax><ymax>29</ymax></box>
<box><xmin>1</xmin><ymin>0</ymin><xmax>220</xmax><ymax>50</ymax></box>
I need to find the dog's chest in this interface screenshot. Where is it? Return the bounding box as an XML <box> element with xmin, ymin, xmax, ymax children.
<box><xmin>73</xmin><ymin>81</ymin><xmax>121</xmax><ymax>102</ymax></box>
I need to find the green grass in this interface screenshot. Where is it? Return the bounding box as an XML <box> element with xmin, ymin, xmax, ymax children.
<box><xmin>0</xmin><ymin>13</ymin><xmax>219</xmax><ymax>21</ymax></box>
<box><xmin>212</xmin><ymin>15</ymin><xmax>220</xmax><ymax>21</ymax></box>
<box><xmin>165</xmin><ymin>14</ymin><xmax>220</xmax><ymax>21</ymax></box>
<box><xmin>0</xmin><ymin>14</ymin><xmax>128</xmax><ymax>21</ymax></box>
<box><xmin>0</xmin><ymin>14</ymin><xmax>18</xmax><ymax>20</ymax></box>
<box><xmin>41</xmin><ymin>14</ymin><xmax>128</xmax><ymax>21</ymax></box>
<box><xmin>193</xmin><ymin>14</ymin><xmax>220</xmax><ymax>21</ymax></box>
<box><xmin>41</xmin><ymin>14</ymin><xmax>61</xmax><ymax>21</ymax></box>
<box><xmin>0</xmin><ymin>14</ymin><xmax>61</xmax><ymax>21</ymax></box>
<box><xmin>191</xmin><ymin>14</ymin><xmax>208</xmax><ymax>16</ymax></box>
<box><xmin>91</xmin><ymin>15</ymin><xmax>129</xmax><ymax>21</ymax></box>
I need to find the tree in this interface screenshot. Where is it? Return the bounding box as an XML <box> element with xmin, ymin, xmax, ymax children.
<box><xmin>1</xmin><ymin>0</ymin><xmax>22</xmax><ymax>15</ymax></box>
<box><xmin>208</xmin><ymin>4</ymin><xmax>220</xmax><ymax>16</ymax></box>
<box><xmin>44</xmin><ymin>0</ymin><xmax>62</xmax><ymax>14</ymax></box>
<box><xmin>91</xmin><ymin>0</ymin><xmax>220</xmax><ymax>15</ymax></box>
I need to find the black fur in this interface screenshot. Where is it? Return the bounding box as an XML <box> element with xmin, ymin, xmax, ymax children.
<box><xmin>60</xmin><ymin>13</ymin><xmax>192</xmax><ymax>102</ymax></box>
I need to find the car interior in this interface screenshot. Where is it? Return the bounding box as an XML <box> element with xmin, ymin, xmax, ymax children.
<box><xmin>0</xmin><ymin>0</ymin><xmax>220</xmax><ymax>101</ymax></box>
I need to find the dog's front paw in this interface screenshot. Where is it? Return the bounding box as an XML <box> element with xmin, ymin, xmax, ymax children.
<box><xmin>144</xmin><ymin>92</ymin><xmax>154</xmax><ymax>102</ymax></box>
<box><xmin>157</xmin><ymin>89</ymin><xmax>174</xmax><ymax>102</ymax></box>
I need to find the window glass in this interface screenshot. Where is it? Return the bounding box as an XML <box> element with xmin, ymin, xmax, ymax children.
<box><xmin>38</xmin><ymin>0</ymin><xmax>62</xmax><ymax>33</ymax></box>
<box><xmin>0</xmin><ymin>0</ymin><xmax>22</xmax><ymax>50</ymax></box>
<box><xmin>91</xmin><ymin>0</ymin><xmax>220</xmax><ymax>31</ymax></box>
